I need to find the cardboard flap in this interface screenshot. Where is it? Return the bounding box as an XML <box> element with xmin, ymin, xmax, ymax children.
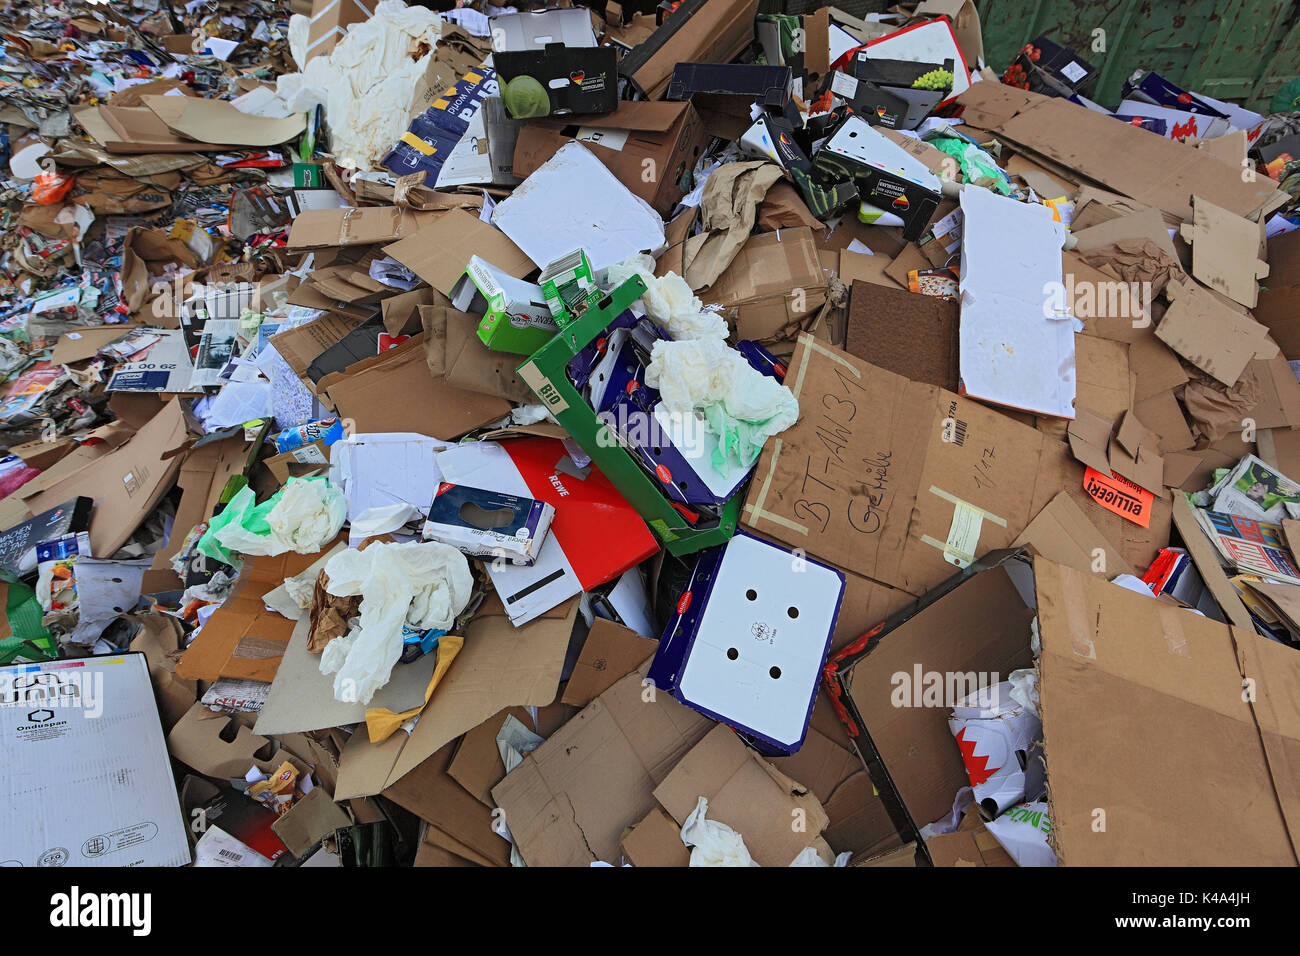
<box><xmin>1179</xmin><ymin>195</ymin><xmax>1271</xmax><ymax>308</ymax></box>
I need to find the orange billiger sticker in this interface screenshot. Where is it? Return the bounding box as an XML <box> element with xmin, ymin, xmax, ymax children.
<box><xmin>1083</xmin><ymin>467</ymin><xmax>1153</xmax><ymax>528</ymax></box>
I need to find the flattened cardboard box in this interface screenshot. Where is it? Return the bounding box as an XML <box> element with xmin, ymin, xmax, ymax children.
<box><xmin>620</xmin><ymin>806</ymin><xmax>690</xmax><ymax>866</ymax></box>
<box><xmin>446</xmin><ymin>706</ymin><xmax>531</xmax><ymax>807</ymax></box>
<box><xmin>561</xmin><ymin>617</ymin><xmax>658</xmax><ymax>708</ymax></box>
<box><xmin>332</xmin><ymin>595</ymin><xmax>577</xmax><ymax>798</ymax></box>
<box><xmin>383</xmin><ymin>739</ymin><xmax>512</xmax><ymax>867</ymax></box>
<box><xmin>420</xmin><ymin>304</ymin><xmax>535</xmax><ymax>403</ymax></box>
<box><xmin>956</xmin><ymin>81</ymin><xmax>1281</xmax><ymax>222</ymax></box>
<box><xmin>1036</xmin><ymin>558</ymin><xmax>1300</xmax><ymax>865</ymax></box>
<box><xmin>286</xmin><ymin>206</ymin><xmax>436</xmax><ymax>250</ymax></box>
<box><xmin>654</xmin><ymin>723</ymin><xmax>830</xmax><ymax>866</ymax></box>
<box><xmin>0</xmin><ymin>653</ymin><xmax>190</xmax><ymax>868</ymax></box>
<box><xmin>323</xmin><ymin>333</ymin><xmax>512</xmax><ymax>439</ymax></box>
<box><xmin>826</xmin><ymin>551</ymin><xmax>1037</xmax><ymax>852</ymax></box>
<box><xmin>383</xmin><ymin>207</ymin><xmax>534</xmax><ymax>298</ymax></box>
<box><xmin>492</xmin><ymin>662</ymin><xmax>713</xmax><ymax>867</ymax></box>
<box><xmin>740</xmin><ymin>334</ymin><xmax>1168</xmax><ymax>597</ymax></box>
<box><xmin>143</xmin><ymin>433</ymin><xmax>252</xmax><ymax>593</ymax></box>
<box><xmin>1255</xmin><ymin>227</ymin><xmax>1300</xmax><ymax>360</ymax></box>
<box><xmin>176</xmin><ymin>545</ymin><xmax>340</xmax><ymax>682</ymax></box>
<box><xmin>23</xmin><ymin>399</ymin><xmax>189</xmax><ymax>558</ymax></box>
<box><xmin>700</xmin><ymin>226</ymin><xmax>827</xmax><ymax>340</ymax></box>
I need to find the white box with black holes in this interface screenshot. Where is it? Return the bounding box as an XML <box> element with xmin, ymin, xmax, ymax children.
<box><xmin>647</xmin><ymin>530</ymin><xmax>846</xmax><ymax>755</ymax></box>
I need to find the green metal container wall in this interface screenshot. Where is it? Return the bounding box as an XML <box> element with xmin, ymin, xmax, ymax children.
<box><xmin>978</xmin><ymin>0</ymin><xmax>1300</xmax><ymax>112</ymax></box>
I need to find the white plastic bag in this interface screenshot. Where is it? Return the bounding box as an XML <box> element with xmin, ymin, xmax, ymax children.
<box><xmin>212</xmin><ymin>479</ymin><xmax>348</xmax><ymax>558</ymax></box>
<box><xmin>266</xmin><ymin>477</ymin><xmax>349</xmax><ymax>553</ymax></box>
<box><xmin>679</xmin><ymin>796</ymin><xmax>758</xmax><ymax>867</ymax></box>
<box><xmin>317</xmin><ymin>540</ymin><xmax>473</xmax><ymax>704</ymax></box>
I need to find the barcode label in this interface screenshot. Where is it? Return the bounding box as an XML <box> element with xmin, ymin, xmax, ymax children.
<box><xmin>952</xmin><ymin>419</ymin><xmax>967</xmax><ymax>447</ymax></box>
<box><xmin>218</xmin><ymin>848</ymin><xmax>243</xmax><ymax>861</ymax></box>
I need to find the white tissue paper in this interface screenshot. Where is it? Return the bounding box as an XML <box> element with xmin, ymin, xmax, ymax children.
<box><xmin>679</xmin><ymin>796</ymin><xmax>759</xmax><ymax>867</ymax></box>
<box><xmin>281</xmin><ymin>0</ymin><xmax>444</xmax><ymax>169</ymax></box>
<box><xmin>604</xmin><ymin>255</ymin><xmax>730</xmax><ymax>341</ymax></box>
<box><xmin>645</xmin><ymin>336</ymin><xmax>799</xmax><ymax>468</ymax></box>
<box><xmin>317</xmin><ymin>540</ymin><xmax>473</xmax><ymax>704</ymax></box>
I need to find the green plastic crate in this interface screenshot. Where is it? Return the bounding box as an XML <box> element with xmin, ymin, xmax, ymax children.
<box><xmin>516</xmin><ymin>276</ymin><xmax>743</xmax><ymax>557</ymax></box>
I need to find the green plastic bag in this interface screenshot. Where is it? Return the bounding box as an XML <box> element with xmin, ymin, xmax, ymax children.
<box><xmin>197</xmin><ymin>482</ymin><xmax>287</xmax><ymax>566</ymax></box>
<box><xmin>0</xmin><ymin>571</ymin><xmax>57</xmax><ymax>664</ymax></box>
<box><xmin>929</xmin><ymin>135</ymin><xmax>1012</xmax><ymax>195</ymax></box>
<box><xmin>702</xmin><ymin>402</ymin><xmax>772</xmax><ymax>473</ymax></box>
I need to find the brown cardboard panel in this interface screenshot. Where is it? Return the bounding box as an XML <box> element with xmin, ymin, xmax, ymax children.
<box><xmin>741</xmin><ymin>334</ymin><xmax>1110</xmax><ymax>596</ymax></box>
<box><xmin>324</xmin><ymin>333</ymin><xmax>513</xmax><ymax>439</ymax></box>
<box><xmin>1245</xmin><ymin>354</ymin><xmax>1300</xmax><ymax>431</ymax></box>
<box><xmin>333</xmin><ymin>596</ymin><xmax>576</xmax><ymax>798</ymax></box>
<box><xmin>383</xmin><ymin>208</ymin><xmax>533</xmax><ymax>297</ymax></box>
<box><xmin>1012</xmin><ymin>490</ymin><xmax>1133</xmax><ymax>577</ymax></box>
<box><xmin>1156</xmin><ymin>279</ymin><xmax>1275</xmax><ymax>387</ymax></box>
<box><xmin>491</xmin><ymin>663</ymin><xmax>712</xmax><ymax>867</ymax></box>
<box><xmin>560</xmin><ymin>618</ymin><xmax>658</xmax><ymax>708</ymax></box>
<box><xmin>844</xmin><ymin>282</ymin><xmax>958</xmax><ymax>390</ymax></box>
<box><xmin>841</xmin><ymin>564</ymin><xmax>1035</xmax><ymax>831</ymax></box>
<box><xmin>446</xmin><ymin>706</ymin><xmax>531</xmax><ymax>807</ymax></box>
<box><xmin>620</xmin><ymin>806</ymin><xmax>690</xmax><ymax>867</ymax></box>
<box><xmin>175</xmin><ymin>546</ymin><xmax>338</xmax><ymax>682</ymax></box>
<box><xmin>1132</xmin><ymin>389</ymin><xmax>1196</xmax><ymax>454</ymax></box>
<box><xmin>23</xmin><ymin>399</ymin><xmax>188</xmax><ymax>557</ymax></box>
<box><xmin>1036</xmin><ymin>557</ymin><xmax>1300</xmax><ymax>865</ymax></box>
<box><xmin>270</xmin><ymin>787</ymin><xmax>351</xmax><ymax>858</ymax></box>
<box><xmin>383</xmin><ymin>741</ymin><xmax>512</xmax><ymax>867</ymax></box>
<box><xmin>512</xmin><ymin>102</ymin><xmax>711</xmax><ymax>216</ymax></box>
<box><xmin>653</xmin><ymin>724</ymin><xmax>829</xmax><ymax>866</ymax></box>
<box><xmin>955</xmin><ymin>81</ymin><xmax>1281</xmax><ymax>221</ymax></box>
<box><xmin>704</xmin><ymin>227</ymin><xmax>827</xmax><ymax>340</ymax></box>
<box><xmin>285</xmin><ymin>206</ymin><xmax>435</xmax><ymax>250</ymax></box>
<box><xmin>1179</xmin><ymin>195</ymin><xmax>1270</xmax><ymax>308</ymax></box>
<box><xmin>1073</xmin><ymin>333</ymin><xmax>1132</xmax><ymax>421</ymax></box>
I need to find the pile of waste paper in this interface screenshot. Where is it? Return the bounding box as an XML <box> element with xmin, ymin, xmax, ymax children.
<box><xmin>1</xmin><ymin>0</ymin><xmax>1300</xmax><ymax>870</ymax></box>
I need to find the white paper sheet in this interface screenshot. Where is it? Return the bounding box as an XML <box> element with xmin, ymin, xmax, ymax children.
<box><xmin>958</xmin><ymin>186</ymin><xmax>1074</xmax><ymax>419</ymax></box>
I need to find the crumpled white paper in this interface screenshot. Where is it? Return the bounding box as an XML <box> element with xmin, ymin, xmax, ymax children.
<box><xmin>679</xmin><ymin>796</ymin><xmax>758</xmax><ymax>867</ymax></box>
<box><xmin>317</xmin><ymin>540</ymin><xmax>473</xmax><ymax>704</ymax></box>
<box><xmin>645</xmin><ymin>337</ymin><xmax>799</xmax><ymax>449</ymax></box>
<box><xmin>282</xmin><ymin>0</ymin><xmax>444</xmax><ymax>169</ymax></box>
<box><xmin>605</xmin><ymin>254</ymin><xmax>729</xmax><ymax>341</ymax></box>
